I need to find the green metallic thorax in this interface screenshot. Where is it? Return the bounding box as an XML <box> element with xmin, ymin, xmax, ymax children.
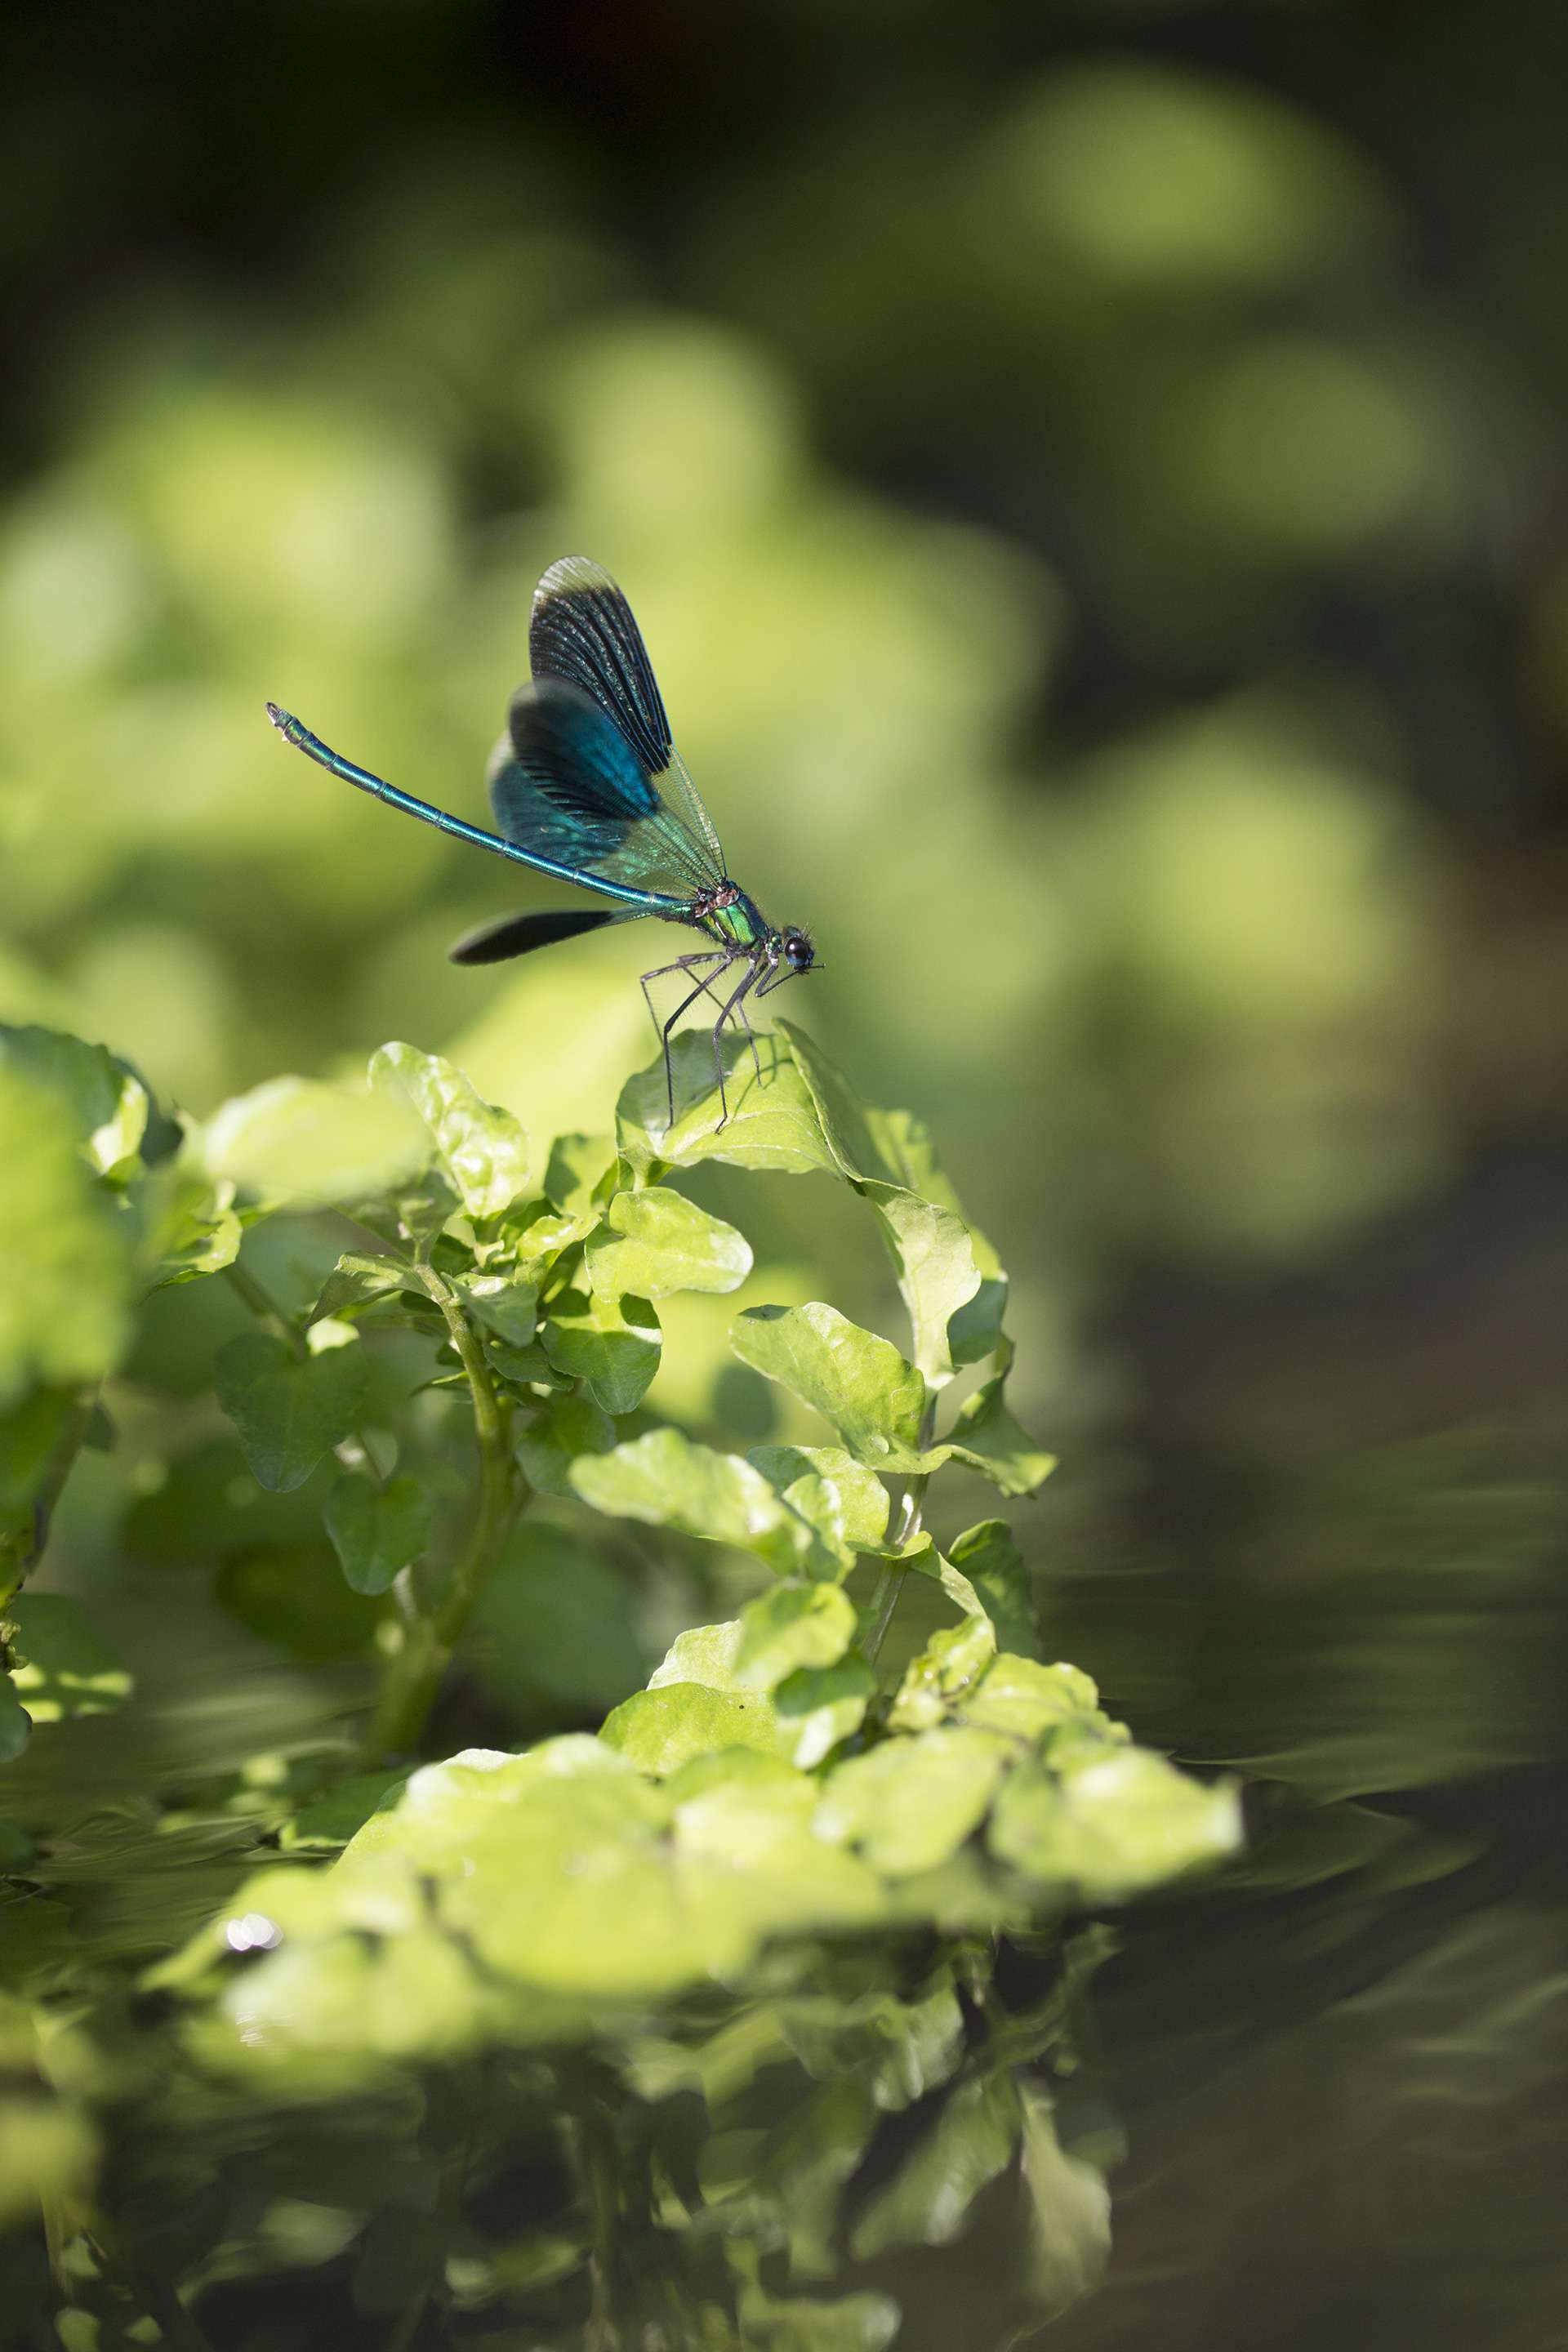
<box><xmin>695</xmin><ymin>883</ymin><xmax>773</xmax><ymax>954</ymax></box>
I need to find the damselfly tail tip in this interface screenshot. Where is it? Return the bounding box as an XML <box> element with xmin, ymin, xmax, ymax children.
<box><xmin>265</xmin><ymin>701</ymin><xmax>294</xmax><ymax>738</ymax></box>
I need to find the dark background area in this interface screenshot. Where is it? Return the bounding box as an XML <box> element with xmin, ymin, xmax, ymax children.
<box><xmin>2</xmin><ymin>2</ymin><xmax>1566</xmax><ymax>2345</ymax></box>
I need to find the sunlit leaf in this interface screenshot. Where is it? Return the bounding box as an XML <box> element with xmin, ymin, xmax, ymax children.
<box><xmin>1017</xmin><ymin>2083</ymin><xmax>1112</xmax><ymax>2317</ymax></box>
<box><xmin>0</xmin><ymin>1067</ymin><xmax>135</xmax><ymax>1410</ymax></box>
<box><xmin>571</xmin><ymin>1427</ymin><xmax>804</xmax><ymax>1571</ymax></box>
<box><xmin>730</xmin><ymin>1303</ymin><xmax>929</xmax><ymax>1470</ymax></box>
<box><xmin>617</xmin><ymin>1033</ymin><xmax>839</xmax><ymax>1181</ymax></box>
<box><xmin>586</xmin><ymin>1185</ymin><xmax>752</xmax><ymax>1300</ymax></box>
<box><xmin>750</xmin><ymin>1443</ymin><xmax>891</xmax><ymax>1570</ymax></box>
<box><xmin>370</xmin><ymin>1040</ymin><xmax>532</xmax><ymax>1219</ymax></box>
<box><xmin>202</xmin><ymin>1074</ymin><xmax>427</xmax><ymax>1208</ymax></box>
<box><xmin>988</xmin><ymin>1747</ymin><xmax>1241</xmax><ymax>1899</ymax></box>
<box><xmin>0</xmin><ymin>1024</ymin><xmax>149</xmax><ymax>1178</ymax></box>
<box><xmin>773</xmin><ymin>1655</ymin><xmax>875</xmax><ymax>1767</ymax></box>
<box><xmin>735</xmin><ymin>1582</ymin><xmax>858</xmax><ymax>1689</ymax></box>
<box><xmin>849</xmin><ymin>2069</ymin><xmax>1021</xmax><ymax>2258</ymax></box>
<box><xmin>815</xmin><ymin>1727</ymin><xmax>1013</xmax><ymax>1875</ymax></box>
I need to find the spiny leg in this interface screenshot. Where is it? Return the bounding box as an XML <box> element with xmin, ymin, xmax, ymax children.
<box><xmin>711</xmin><ymin>960</ymin><xmax>764</xmax><ymax>1131</ymax></box>
<box><xmin>659</xmin><ymin>956</ymin><xmax>742</xmax><ymax>1126</ymax></box>
<box><xmin>639</xmin><ymin>951</ymin><xmax>728</xmax><ymax>1043</ymax></box>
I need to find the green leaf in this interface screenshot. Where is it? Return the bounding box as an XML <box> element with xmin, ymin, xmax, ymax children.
<box><xmin>0</xmin><ymin>1067</ymin><xmax>135</xmax><ymax>1410</ymax></box>
<box><xmin>773</xmin><ymin>1655</ymin><xmax>875</xmax><ymax>1768</ymax></box>
<box><xmin>1017</xmin><ymin>2083</ymin><xmax>1112</xmax><ymax>2317</ymax></box>
<box><xmin>7</xmin><ymin>1595</ymin><xmax>131</xmax><ymax>1723</ymax></box>
<box><xmin>849</xmin><ymin>2069</ymin><xmax>1022</xmax><ymax>2258</ymax></box>
<box><xmin>750</xmin><ymin>1445</ymin><xmax>891</xmax><ymax>1570</ymax></box>
<box><xmin>730</xmin><ymin>1303</ymin><xmax>929</xmax><ymax>1470</ymax></box>
<box><xmin>942</xmin><ymin>1342</ymin><xmax>1055</xmax><ymax>1496</ymax></box>
<box><xmin>599</xmin><ymin>1682</ymin><xmax>793</xmax><ymax>1774</ymax></box>
<box><xmin>455</xmin><ymin>1267</ymin><xmax>538</xmax><ymax>1346</ymax></box>
<box><xmin>816</xmin><ymin>1727</ymin><xmax>1013</xmax><ymax>1876</ymax></box>
<box><xmin>216</xmin><ymin>1539</ymin><xmax>385</xmax><ymax>1658</ymax></box>
<box><xmin>947</xmin><ymin>1518</ymin><xmax>1042</xmax><ymax>1658</ymax></box>
<box><xmin>370</xmin><ymin>1041</ymin><xmax>532</xmax><ymax>1219</ymax></box>
<box><xmin>617</xmin><ymin>1032</ymin><xmax>840</xmax><ymax>1180</ymax></box>
<box><xmin>987</xmin><ymin>1748</ymin><xmax>1241</xmax><ymax>1899</ymax></box>
<box><xmin>324</xmin><ymin>1473</ymin><xmax>431</xmax><ymax>1596</ymax></box>
<box><xmin>889</xmin><ymin>1615</ymin><xmax>997</xmax><ymax>1733</ymax></box>
<box><xmin>0</xmin><ymin>1024</ymin><xmax>149</xmax><ymax>1178</ymax></box>
<box><xmin>0</xmin><ymin>1676</ymin><xmax>31</xmax><ymax>1761</ymax></box>
<box><xmin>544</xmin><ymin>1130</ymin><xmax>616</xmax><ymax>1217</ymax></box>
<box><xmin>586</xmin><ymin>1185</ymin><xmax>752</xmax><ymax>1300</ymax></box>
<box><xmin>201</xmin><ymin>1073</ymin><xmax>427</xmax><ymax>1207</ymax></box>
<box><xmin>0</xmin><ymin>1390</ymin><xmax>76</xmax><ymax>1514</ymax></box>
<box><xmin>541</xmin><ymin>1288</ymin><xmax>661</xmax><ymax>1414</ymax></box>
<box><xmin>859</xmin><ymin>1181</ymin><xmax>986</xmax><ymax>1390</ymax></box>
<box><xmin>570</xmin><ymin>1428</ymin><xmax>804</xmax><ymax>1572</ymax></box>
<box><xmin>216</xmin><ymin>1326</ymin><xmax>368</xmax><ymax>1493</ymax></box>
<box><xmin>139</xmin><ymin>1163</ymin><xmax>242</xmax><ymax>1288</ymax></box>
<box><xmin>311</xmin><ymin>1251</ymin><xmax>428</xmax><ymax>1325</ymax></box>
<box><xmin>646</xmin><ymin>1619</ymin><xmax>747</xmax><ymax>1691</ymax></box>
<box><xmin>958</xmin><ymin>1655</ymin><xmax>1108</xmax><ymax>1742</ymax></box>
<box><xmin>735</xmin><ymin>1583</ymin><xmax>858</xmax><ymax>1690</ymax></box>
<box><xmin>742</xmin><ymin>2287</ymin><xmax>900</xmax><ymax>2352</ymax></box>
<box><xmin>517</xmin><ymin>1391</ymin><xmax>616</xmax><ymax>1497</ymax></box>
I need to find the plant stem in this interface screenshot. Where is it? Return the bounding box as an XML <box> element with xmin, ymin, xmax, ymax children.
<box><xmin>359</xmin><ymin>1264</ymin><xmax>525</xmax><ymax>1764</ymax></box>
<box><xmin>223</xmin><ymin>1259</ymin><xmax>305</xmax><ymax>1354</ymax></box>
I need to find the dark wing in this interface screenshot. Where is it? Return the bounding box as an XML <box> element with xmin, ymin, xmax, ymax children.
<box><xmin>530</xmin><ymin>556</ymin><xmax>726</xmax><ymax>876</ymax></box>
<box><xmin>490</xmin><ymin>676</ymin><xmax>720</xmax><ymax>901</ymax></box>
<box><xmin>531</xmin><ymin>555</ymin><xmax>672</xmax><ymax>777</ymax></box>
<box><xmin>448</xmin><ymin>907</ymin><xmax>622</xmax><ymax>965</ymax></box>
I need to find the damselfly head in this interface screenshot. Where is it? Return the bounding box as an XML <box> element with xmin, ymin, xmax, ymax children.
<box><xmin>780</xmin><ymin>926</ymin><xmax>815</xmax><ymax>975</ymax></box>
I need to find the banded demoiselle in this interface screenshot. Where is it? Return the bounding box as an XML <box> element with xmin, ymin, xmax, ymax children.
<box><xmin>266</xmin><ymin>557</ymin><xmax>816</xmax><ymax>1127</ymax></box>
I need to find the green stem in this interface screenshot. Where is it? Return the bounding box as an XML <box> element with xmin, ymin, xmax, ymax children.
<box><xmin>562</xmin><ymin>2068</ymin><xmax>621</xmax><ymax>2352</ymax></box>
<box><xmin>223</xmin><ymin>1260</ymin><xmax>305</xmax><ymax>1354</ymax></box>
<box><xmin>359</xmin><ymin>1266</ymin><xmax>525</xmax><ymax>1764</ymax></box>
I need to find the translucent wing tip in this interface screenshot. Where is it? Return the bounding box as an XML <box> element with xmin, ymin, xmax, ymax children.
<box><xmin>532</xmin><ymin>554</ymin><xmax>613</xmax><ymax>612</ymax></box>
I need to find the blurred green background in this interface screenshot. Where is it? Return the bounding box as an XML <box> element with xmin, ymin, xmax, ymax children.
<box><xmin>3</xmin><ymin>2</ymin><xmax>1566</xmax><ymax>2345</ymax></box>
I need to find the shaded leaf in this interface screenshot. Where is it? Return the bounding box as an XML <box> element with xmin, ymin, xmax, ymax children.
<box><xmin>1017</xmin><ymin>2083</ymin><xmax>1112</xmax><ymax>2319</ymax></box>
<box><xmin>311</xmin><ymin>1251</ymin><xmax>427</xmax><ymax>1325</ymax></box>
<box><xmin>0</xmin><ymin>1677</ymin><xmax>31</xmax><ymax>1761</ymax></box>
<box><xmin>0</xmin><ymin>1067</ymin><xmax>135</xmax><ymax>1410</ymax></box>
<box><xmin>948</xmin><ymin>1518</ymin><xmax>1042</xmax><ymax>1659</ymax></box>
<box><xmin>0</xmin><ymin>1024</ymin><xmax>148</xmax><ymax>1178</ymax></box>
<box><xmin>216</xmin><ymin>1327</ymin><xmax>368</xmax><ymax>1493</ymax></box>
<box><xmin>544</xmin><ymin>1130</ymin><xmax>616</xmax><ymax>1217</ymax></box>
<box><xmin>455</xmin><ymin>1266</ymin><xmax>538</xmax><ymax>1347</ymax></box>
<box><xmin>942</xmin><ymin>1343</ymin><xmax>1055</xmax><ymax>1496</ymax></box>
<box><xmin>850</xmin><ymin>2069</ymin><xmax>1021</xmax><ymax>2258</ymax></box>
<box><xmin>324</xmin><ymin>1473</ymin><xmax>431</xmax><ymax>1596</ymax></box>
<box><xmin>517</xmin><ymin>1390</ymin><xmax>616</xmax><ymax>1497</ymax></box>
<box><xmin>7</xmin><ymin>1595</ymin><xmax>131</xmax><ymax>1722</ymax></box>
<box><xmin>541</xmin><ymin>1288</ymin><xmax>661</xmax><ymax>1414</ymax></box>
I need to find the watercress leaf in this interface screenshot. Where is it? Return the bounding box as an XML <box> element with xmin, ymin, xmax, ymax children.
<box><xmin>0</xmin><ymin>1024</ymin><xmax>149</xmax><ymax>1178</ymax></box>
<box><xmin>735</xmin><ymin>1583</ymin><xmax>858</xmax><ymax>1690</ymax></box>
<box><xmin>617</xmin><ymin>1032</ymin><xmax>840</xmax><ymax>1182</ymax></box>
<box><xmin>1017</xmin><ymin>2082</ymin><xmax>1112</xmax><ymax>2316</ymax></box>
<box><xmin>0</xmin><ymin>1678</ymin><xmax>29</xmax><ymax>1761</ymax></box>
<box><xmin>988</xmin><ymin>1748</ymin><xmax>1241</xmax><ymax>1899</ymax></box>
<box><xmin>201</xmin><ymin>1074</ymin><xmax>427</xmax><ymax>1208</ymax></box>
<box><xmin>889</xmin><ymin>1616</ymin><xmax>998</xmax><ymax>1733</ymax></box>
<box><xmin>217</xmin><ymin>1539</ymin><xmax>385</xmax><ymax>1658</ymax></box>
<box><xmin>570</xmin><ymin>1428</ymin><xmax>804</xmax><ymax>1572</ymax></box>
<box><xmin>815</xmin><ymin>1727</ymin><xmax>1013</xmax><ymax>1876</ymax></box>
<box><xmin>455</xmin><ymin>1267</ymin><xmax>538</xmax><ymax>1347</ymax></box>
<box><xmin>586</xmin><ymin>1186</ymin><xmax>751</xmax><ymax>1301</ymax></box>
<box><xmin>517</xmin><ymin>1391</ymin><xmax>616</xmax><ymax>1498</ymax></box>
<box><xmin>6</xmin><ymin>1594</ymin><xmax>131</xmax><ymax>1723</ymax></box>
<box><xmin>942</xmin><ymin>1342</ymin><xmax>1056</xmax><ymax>1496</ymax></box>
<box><xmin>140</xmin><ymin>1163</ymin><xmax>242</xmax><ymax>1289</ymax></box>
<box><xmin>369</xmin><ymin>1041</ymin><xmax>531</xmax><ymax>1220</ymax></box>
<box><xmin>544</xmin><ymin>1132</ymin><xmax>617</xmax><ymax>1217</ymax></box>
<box><xmin>859</xmin><ymin>1182</ymin><xmax>984</xmax><ymax>1391</ymax></box>
<box><xmin>750</xmin><ymin>1445</ymin><xmax>891</xmax><ymax>1567</ymax></box>
<box><xmin>310</xmin><ymin>1252</ymin><xmax>427</xmax><ymax>1325</ymax></box>
<box><xmin>216</xmin><ymin>1326</ymin><xmax>368</xmax><ymax>1493</ymax></box>
<box><xmin>647</xmin><ymin>1620</ymin><xmax>746</xmax><ymax>1691</ymax></box>
<box><xmin>729</xmin><ymin>1303</ymin><xmax>929</xmax><ymax>1470</ymax></box>
<box><xmin>324</xmin><ymin>1473</ymin><xmax>430</xmax><ymax>1596</ymax></box>
<box><xmin>0</xmin><ymin>1067</ymin><xmax>135</xmax><ymax>1410</ymax></box>
<box><xmin>0</xmin><ymin>1390</ymin><xmax>76</xmax><ymax>1513</ymax></box>
<box><xmin>739</xmin><ymin>2289</ymin><xmax>901</xmax><ymax>2352</ymax></box>
<box><xmin>947</xmin><ymin>1518</ymin><xmax>1042</xmax><ymax>1659</ymax></box>
<box><xmin>849</xmin><ymin>2070</ymin><xmax>1022</xmax><ymax>2260</ymax></box>
<box><xmin>773</xmin><ymin>1655</ymin><xmax>875</xmax><ymax>1768</ymax></box>
<box><xmin>957</xmin><ymin>1655</ymin><xmax>1108</xmax><ymax>1743</ymax></box>
<box><xmin>598</xmin><ymin>1682</ymin><xmax>791</xmax><ymax>1774</ymax></box>
<box><xmin>541</xmin><ymin>1289</ymin><xmax>661</xmax><ymax>1414</ymax></box>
